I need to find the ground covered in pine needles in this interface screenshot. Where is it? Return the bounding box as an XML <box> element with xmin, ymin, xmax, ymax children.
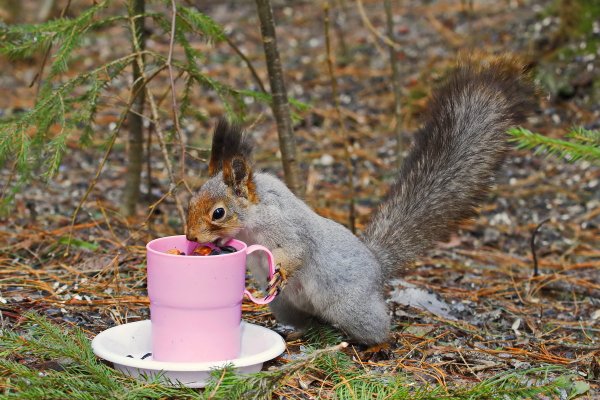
<box><xmin>1</xmin><ymin>0</ymin><xmax>599</xmax><ymax>398</ymax></box>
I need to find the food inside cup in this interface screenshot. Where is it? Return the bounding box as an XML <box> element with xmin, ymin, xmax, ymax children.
<box><xmin>165</xmin><ymin>248</ymin><xmax>185</xmax><ymax>255</ymax></box>
<box><xmin>165</xmin><ymin>243</ymin><xmax>238</xmax><ymax>256</ymax></box>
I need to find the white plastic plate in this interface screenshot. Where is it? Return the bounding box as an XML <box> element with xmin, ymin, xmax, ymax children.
<box><xmin>91</xmin><ymin>320</ymin><xmax>286</xmax><ymax>388</ymax></box>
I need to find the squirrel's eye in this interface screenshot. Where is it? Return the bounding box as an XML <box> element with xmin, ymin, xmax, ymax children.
<box><xmin>212</xmin><ymin>207</ymin><xmax>225</xmax><ymax>221</ymax></box>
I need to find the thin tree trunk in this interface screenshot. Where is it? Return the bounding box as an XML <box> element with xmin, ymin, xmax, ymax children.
<box><xmin>384</xmin><ymin>0</ymin><xmax>404</xmax><ymax>169</ymax></box>
<box><xmin>254</xmin><ymin>0</ymin><xmax>303</xmax><ymax>196</ymax></box>
<box><xmin>122</xmin><ymin>0</ymin><xmax>146</xmax><ymax>216</ymax></box>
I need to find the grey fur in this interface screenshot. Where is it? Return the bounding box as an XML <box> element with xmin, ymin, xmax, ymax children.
<box><xmin>188</xmin><ymin>62</ymin><xmax>535</xmax><ymax>344</ymax></box>
<box><xmin>238</xmin><ymin>173</ymin><xmax>390</xmax><ymax>344</ymax></box>
<box><xmin>363</xmin><ymin>62</ymin><xmax>535</xmax><ymax>278</ymax></box>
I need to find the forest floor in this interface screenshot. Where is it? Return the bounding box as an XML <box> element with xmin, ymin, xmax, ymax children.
<box><xmin>0</xmin><ymin>0</ymin><xmax>599</xmax><ymax>398</ymax></box>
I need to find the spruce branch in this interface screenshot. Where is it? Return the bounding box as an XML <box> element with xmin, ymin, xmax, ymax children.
<box><xmin>0</xmin><ymin>2</ymin><xmax>304</xmax><ymax>214</ymax></box>
<box><xmin>65</xmin><ymin>65</ymin><xmax>167</xmax><ymax>255</ymax></box>
<box><xmin>204</xmin><ymin>342</ymin><xmax>349</xmax><ymax>399</ymax></box>
<box><xmin>0</xmin><ymin>312</ymin><xmax>203</xmax><ymax>399</ymax></box>
<box><xmin>508</xmin><ymin>127</ymin><xmax>600</xmax><ymax>164</ymax></box>
<box><xmin>29</xmin><ymin>0</ymin><xmax>72</xmax><ymax>96</ymax></box>
<box><xmin>0</xmin><ymin>51</ymin><xmax>142</xmax><ymax>192</ymax></box>
<box><xmin>42</xmin><ymin>0</ymin><xmax>110</xmax><ymax>81</ymax></box>
<box><xmin>176</xmin><ymin>6</ymin><xmax>226</xmax><ymax>44</ymax></box>
<box><xmin>568</xmin><ymin>126</ymin><xmax>600</xmax><ymax>145</ymax></box>
<box><xmin>1</xmin><ymin>313</ymin><xmax>585</xmax><ymax>399</ymax></box>
<box><xmin>174</xmin><ymin>6</ymin><xmax>268</xmax><ymax>101</ymax></box>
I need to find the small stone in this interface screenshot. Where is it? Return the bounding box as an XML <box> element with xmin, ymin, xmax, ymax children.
<box><xmin>483</xmin><ymin>227</ymin><xmax>500</xmax><ymax>244</ymax></box>
<box><xmin>319</xmin><ymin>154</ymin><xmax>335</xmax><ymax>166</ymax></box>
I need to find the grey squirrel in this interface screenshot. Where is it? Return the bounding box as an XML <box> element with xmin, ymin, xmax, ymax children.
<box><xmin>186</xmin><ymin>59</ymin><xmax>535</xmax><ymax>345</ymax></box>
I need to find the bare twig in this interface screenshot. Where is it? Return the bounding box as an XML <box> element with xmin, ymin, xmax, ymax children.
<box><xmin>324</xmin><ymin>1</ymin><xmax>356</xmax><ymax>234</ymax></box>
<box><xmin>531</xmin><ymin>217</ymin><xmax>550</xmax><ymax>277</ymax></box>
<box><xmin>66</xmin><ymin>113</ymin><xmax>126</xmax><ymax>256</ymax></box>
<box><xmin>146</xmin><ymin>120</ymin><xmax>153</xmax><ymax>200</ymax></box>
<box><xmin>145</xmin><ymin>88</ymin><xmax>188</xmax><ymax>227</ymax></box>
<box><xmin>332</xmin><ymin>0</ymin><xmax>350</xmax><ymax>61</ymax></box>
<box><xmin>356</xmin><ymin>0</ymin><xmax>401</xmax><ymax>50</ymax></box>
<box><xmin>146</xmin><ymin>180</ymin><xmax>185</xmax><ymax>220</ymax></box>
<box><xmin>225</xmin><ymin>35</ymin><xmax>267</xmax><ymax>93</ymax></box>
<box><xmin>255</xmin><ymin>0</ymin><xmax>303</xmax><ymax>196</ymax></box>
<box><xmin>167</xmin><ymin>0</ymin><xmax>191</xmax><ymax>194</ymax></box>
<box><xmin>128</xmin><ymin>12</ymin><xmax>187</xmax><ymax>229</ymax></box>
<box><xmin>384</xmin><ymin>0</ymin><xmax>404</xmax><ymax>168</ymax></box>
<box><xmin>424</xmin><ymin>11</ymin><xmax>463</xmax><ymax>48</ymax></box>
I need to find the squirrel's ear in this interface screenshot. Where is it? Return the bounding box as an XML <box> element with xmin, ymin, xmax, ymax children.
<box><xmin>223</xmin><ymin>157</ymin><xmax>257</xmax><ymax>201</ymax></box>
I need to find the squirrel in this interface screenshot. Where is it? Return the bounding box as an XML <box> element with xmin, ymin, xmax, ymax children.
<box><xmin>186</xmin><ymin>58</ymin><xmax>535</xmax><ymax>345</ymax></box>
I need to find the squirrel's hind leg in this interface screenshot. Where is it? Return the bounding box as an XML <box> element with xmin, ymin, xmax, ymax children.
<box><xmin>323</xmin><ymin>294</ymin><xmax>391</xmax><ymax>345</ymax></box>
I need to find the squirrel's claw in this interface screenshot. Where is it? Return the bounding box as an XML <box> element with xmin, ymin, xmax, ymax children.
<box><xmin>266</xmin><ymin>265</ymin><xmax>286</xmax><ymax>297</ymax></box>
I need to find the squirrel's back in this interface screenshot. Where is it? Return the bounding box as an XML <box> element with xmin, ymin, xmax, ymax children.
<box><xmin>363</xmin><ymin>58</ymin><xmax>536</xmax><ymax>277</ymax></box>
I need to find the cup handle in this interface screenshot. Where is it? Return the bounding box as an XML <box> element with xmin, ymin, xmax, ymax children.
<box><xmin>244</xmin><ymin>244</ymin><xmax>277</xmax><ymax>305</ymax></box>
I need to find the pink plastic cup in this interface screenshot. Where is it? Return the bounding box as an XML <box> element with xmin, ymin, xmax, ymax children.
<box><xmin>146</xmin><ymin>235</ymin><xmax>276</xmax><ymax>362</ymax></box>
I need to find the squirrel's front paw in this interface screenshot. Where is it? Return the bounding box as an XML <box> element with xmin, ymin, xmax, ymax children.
<box><xmin>267</xmin><ymin>265</ymin><xmax>286</xmax><ymax>297</ymax></box>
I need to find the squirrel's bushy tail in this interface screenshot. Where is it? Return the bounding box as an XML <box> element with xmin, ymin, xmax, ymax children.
<box><xmin>363</xmin><ymin>58</ymin><xmax>536</xmax><ymax>277</ymax></box>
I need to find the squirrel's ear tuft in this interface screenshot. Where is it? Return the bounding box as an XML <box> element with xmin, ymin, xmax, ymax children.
<box><xmin>208</xmin><ymin>118</ymin><xmax>254</xmax><ymax>176</ymax></box>
<box><xmin>223</xmin><ymin>157</ymin><xmax>257</xmax><ymax>202</ymax></box>
<box><xmin>208</xmin><ymin>118</ymin><xmax>257</xmax><ymax>201</ymax></box>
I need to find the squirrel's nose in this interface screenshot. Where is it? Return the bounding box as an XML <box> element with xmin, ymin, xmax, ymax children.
<box><xmin>186</xmin><ymin>233</ymin><xmax>198</xmax><ymax>242</ymax></box>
